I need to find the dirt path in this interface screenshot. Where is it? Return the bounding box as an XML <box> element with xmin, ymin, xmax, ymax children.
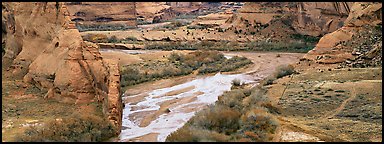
<box><xmin>321</xmin><ymin>86</ymin><xmax>356</xmax><ymax>119</ymax></box>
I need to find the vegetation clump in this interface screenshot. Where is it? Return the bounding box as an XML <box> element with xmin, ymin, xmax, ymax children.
<box><xmin>16</xmin><ymin>112</ymin><xmax>116</xmax><ymax>142</ymax></box>
<box><xmin>166</xmin><ymin>84</ymin><xmax>280</xmax><ymax>142</ymax></box>
<box><xmin>120</xmin><ymin>50</ymin><xmax>252</xmax><ymax>88</ymax></box>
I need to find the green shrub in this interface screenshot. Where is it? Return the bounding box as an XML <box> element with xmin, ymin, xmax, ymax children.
<box><xmin>168</xmin><ymin>52</ymin><xmax>184</xmax><ymax>62</ymax></box>
<box><xmin>189</xmin><ymin>104</ymin><xmax>241</xmax><ymax>135</ymax></box>
<box><xmin>247</xmin><ymin>86</ymin><xmax>269</xmax><ymax>106</ymax></box>
<box><xmin>108</xmin><ymin>35</ymin><xmax>119</xmax><ymax>43</ymax></box>
<box><xmin>217</xmin><ymin>89</ymin><xmax>246</xmax><ymax>111</ymax></box>
<box><xmin>291</xmin><ymin>33</ymin><xmax>320</xmax><ymax>44</ymax></box>
<box><xmin>16</xmin><ymin>113</ymin><xmax>115</xmax><ymax>142</ymax></box>
<box><xmin>166</xmin><ymin>126</ymin><xmax>229</xmax><ymax>142</ymax></box>
<box><xmin>2</xmin><ymin>43</ymin><xmax>5</xmax><ymax>56</ymax></box>
<box><xmin>145</xmin><ymin>42</ymin><xmax>196</xmax><ymax>50</ymax></box>
<box><xmin>76</xmin><ymin>23</ymin><xmax>135</xmax><ymax>32</ymax></box>
<box><xmin>260</xmin><ymin>76</ymin><xmax>276</xmax><ymax>86</ymax></box>
<box><xmin>232</xmin><ymin>79</ymin><xmax>241</xmax><ymax>87</ymax></box>
<box><xmin>217</xmin><ymin>28</ymin><xmax>225</xmax><ymax>32</ymax></box>
<box><xmin>82</xmin><ymin>33</ymin><xmax>108</xmax><ymax>43</ymax></box>
<box><xmin>239</xmin><ymin>110</ymin><xmax>279</xmax><ymax>142</ymax></box>
<box><xmin>120</xmin><ymin>51</ymin><xmax>252</xmax><ymax>88</ymax></box>
<box><xmin>245</xmin><ymin>40</ymin><xmax>313</xmax><ymax>53</ymax></box>
<box><xmin>187</xmin><ymin>25</ymin><xmax>205</xmax><ymax>30</ymax></box>
<box><xmin>274</xmin><ymin>64</ymin><xmax>295</xmax><ymax>78</ymax></box>
<box><xmin>167</xmin><ymin>83</ymin><xmax>280</xmax><ymax>142</ymax></box>
<box><xmin>124</xmin><ymin>36</ymin><xmax>137</xmax><ymax>42</ymax></box>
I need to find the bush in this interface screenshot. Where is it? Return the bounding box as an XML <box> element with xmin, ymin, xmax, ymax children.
<box><xmin>16</xmin><ymin>113</ymin><xmax>115</xmax><ymax>142</ymax></box>
<box><xmin>187</xmin><ymin>25</ymin><xmax>205</xmax><ymax>30</ymax></box>
<box><xmin>217</xmin><ymin>89</ymin><xmax>246</xmax><ymax>111</ymax></box>
<box><xmin>167</xmin><ymin>83</ymin><xmax>280</xmax><ymax>142</ymax></box>
<box><xmin>260</xmin><ymin>76</ymin><xmax>276</xmax><ymax>86</ymax></box>
<box><xmin>166</xmin><ymin>126</ymin><xmax>229</xmax><ymax>142</ymax></box>
<box><xmin>274</xmin><ymin>64</ymin><xmax>295</xmax><ymax>78</ymax></box>
<box><xmin>170</xmin><ymin>20</ymin><xmax>190</xmax><ymax>28</ymax></box>
<box><xmin>2</xmin><ymin>43</ymin><xmax>5</xmax><ymax>56</ymax></box>
<box><xmin>82</xmin><ymin>33</ymin><xmax>108</xmax><ymax>43</ymax></box>
<box><xmin>120</xmin><ymin>67</ymin><xmax>142</xmax><ymax>87</ymax></box>
<box><xmin>232</xmin><ymin>79</ymin><xmax>241</xmax><ymax>86</ymax></box>
<box><xmin>76</xmin><ymin>23</ymin><xmax>135</xmax><ymax>32</ymax></box>
<box><xmin>217</xmin><ymin>28</ymin><xmax>225</xmax><ymax>32</ymax></box>
<box><xmin>291</xmin><ymin>33</ymin><xmax>320</xmax><ymax>44</ymax></box>
<box><xmin>245</xmin><ymin>40</ymin><xmax>313</xmax><ymax>53</ymax></box>
<box><xmin>167</xmin><ymin>52</ymin><xmax>184</xmax><ymax>62</ymax></box>
<box><xmin>108</xmin><ymin>35</ymin><xmax>119</xmax><ymax>43</ymax></box>
<box><xmin>189</xmin><ymin>105</ymin><xmax>241</xmax><ymax>135</ymax></box>
<box><xmin>120</xmin><ymin>51</ymin><xmax>252</xmax><ymax>88</ymax></box>
<box><xmin>145</xmin><ymin>42</ymin><xmax>196</xmax><ymax>50</ymax></box>
<box><xmin>247</xmin><ymin>86</ymin><xmax>269</xmax><ymax>106</ymax></box>
<box><xmin>124</xmin><ymin>36</ymin><xmax>137</xmax><ymax>42</ymax></box>
<box><xmin>239</xmin><ymin>109</ymin><xmax>279</xmax><ymax>142</ymax></box>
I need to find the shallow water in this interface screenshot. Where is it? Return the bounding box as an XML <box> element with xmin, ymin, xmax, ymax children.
<box><xmin>119</xmin><ymin>72</ymin><xmax>262</xmax><ymax>142</ymax></box>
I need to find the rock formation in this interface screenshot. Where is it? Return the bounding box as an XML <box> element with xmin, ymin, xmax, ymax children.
<box><xmin>65</xmin><ymin>2</ymin><xmax>137</xmax><ymax>27</ymax></box>
<box><xmin>303</xmin><ymin>2</ymin><xmax>382</xmax><ymax>65</ymax></box>
<box><xmin>223</xmin><ymin>2</ymin><xmax>354</xmax><ymax>38</ymax></box>
<box><xmin>2</xmin><ymin>2</ymin><xmax>122</xmax><ymax>134</ymax></box>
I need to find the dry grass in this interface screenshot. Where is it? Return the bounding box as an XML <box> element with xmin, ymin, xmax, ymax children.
<box><xmin>15</xmin><ymin>112</ymin><xmax>115</xmax><ymax>142</ymax></box>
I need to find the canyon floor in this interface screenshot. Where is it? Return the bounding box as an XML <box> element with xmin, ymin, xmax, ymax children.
<box><xmin>2</xmin><ymin>48</ymin><xmax>381</xmax><ymax>142</ymax></box>
<box><xmin>100</xmin><ymin>50</ymin><xmax>304</xmax><ymax>142</ymax></box>
<box><xmin>102</xmin><ymin>49</ymin><xmax>381</xmax><ymax>142</ymax></box>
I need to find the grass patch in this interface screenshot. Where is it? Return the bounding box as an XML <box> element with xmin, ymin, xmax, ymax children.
<box><xmin>144</xmin><ymin>40</ymin><xmax>314</xmax><ymax>53</ymax></box>
<box><xmin>245</xmin><ymin>41</ymin><xmax>314</xmax><ymax>53</ymax></box>
<box><xmin>290</xmin><ymin>33</ymin><xmax>320</xmax><ymax>44</ymax></box>
<box><xmin>82</xmin><ymin>33</ymin><xmax>109</xmax><ymax>43</ymax></box>
<box><xmin>76</xmin><ymin>23</ymin><xmax>135</xmax><ymax>32</ymax></box>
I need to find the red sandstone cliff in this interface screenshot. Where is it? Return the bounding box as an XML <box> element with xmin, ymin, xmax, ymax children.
<box><xmin>2</xmin><ymin>2</ymin><xmax>122</xmax><ymax>134</ymax></box>
<box><xmin>223</xmin><ymin>2</ymin><xmax>354</xmax><ymax>38</ymax></box>
<box><xmin>303</xmin><ymin>2</ymin><xmax>382</xmax><ymax>66</ymax></box>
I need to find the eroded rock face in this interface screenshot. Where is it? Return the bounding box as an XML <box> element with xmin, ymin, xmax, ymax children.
<box><xmin>303</xmin><ymin>2</ymin><xmax>382</xmax><ymax>65</ymax></box>
<box><xmin>224</xmin><ymin>2</ymin><xmax>354</xmax><ymax>37</ymax></box>
<box><xmin>2</xmin><ymin>2</ymin><xmax>122</xmax><ymax>134</ymax></box>
<box><xmin>65</xmin><ymin>2</ymin><xmax>137</xmax><ymax>27</ymax></box>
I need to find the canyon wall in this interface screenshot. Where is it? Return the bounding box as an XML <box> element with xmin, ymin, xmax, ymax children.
<box><xmin>2</xmin><ymin>2</ymin><xmax>122</xmax><ymax>134</ymax></box>
<box><xmin>303</xmin><ymin>2</ymin><xmax>382</xmax><ymax>66</ymax></box>
<box><xmin>224</xmin><ymin>2</ymin><xmax>354</xmax><ymax>38</ymax></box>
<box><xmin>65</xmin><ymin>2</ymin><xmax>137</xmax><ymax>27</ymax></box>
